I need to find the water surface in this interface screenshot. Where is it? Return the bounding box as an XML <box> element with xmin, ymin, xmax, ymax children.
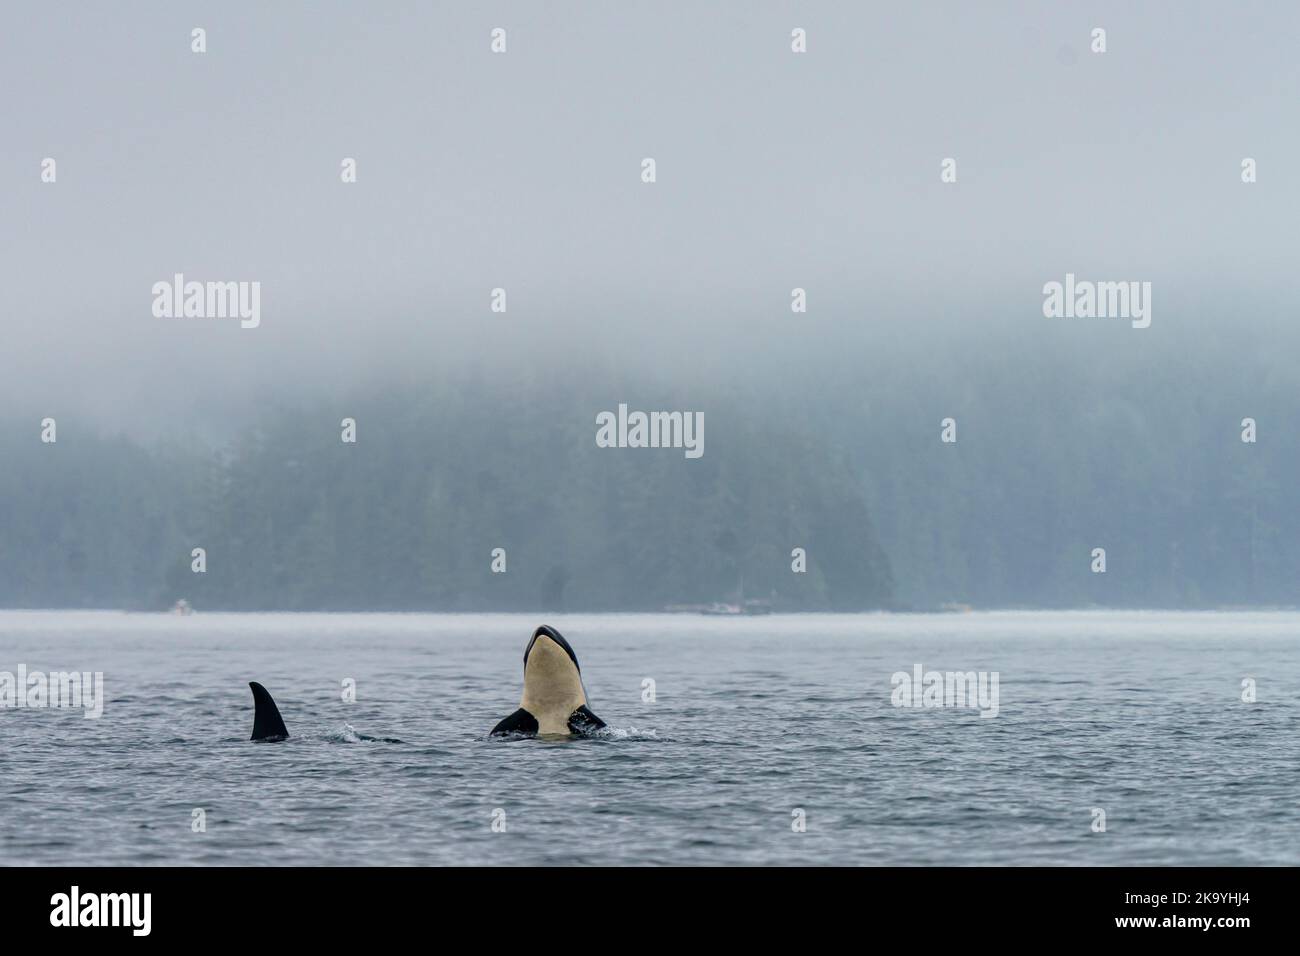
<box><xmin>1</xmin><ymin>610</ymin><xmax>1295</xmax><ymax>865</ymax></box>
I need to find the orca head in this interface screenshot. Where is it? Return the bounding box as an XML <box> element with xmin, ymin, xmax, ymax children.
<box><xmin>523</xmin><ymin>624</ymin><xmax>581</xmax><ymax>673</ymax></box>
<box><xmin>521</xmin><ymin>626</ymin><xmax>586</xmax><ymax>728</ymax></box>
<box><xmin>249</xmin><ymin>681</ymin><xmax>290</xmax><ymax>742</ymax></box>
<box><xmin>489</xmin><ymin>625</ymin><xmax>606</xmax><ymax>738</ymax></box>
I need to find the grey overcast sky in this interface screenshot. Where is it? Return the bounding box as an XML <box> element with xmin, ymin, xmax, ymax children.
<box><xmin>2</xmin><ymin>1</ymin><xmax>1298</xmax><ymax>434</ymax></box>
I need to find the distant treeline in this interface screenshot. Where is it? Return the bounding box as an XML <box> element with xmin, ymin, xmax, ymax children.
<box><xmin>0</xmin><ymin>381</ymin><xmax>892</xmax><ymax>611</ymax></box>
<box><xmin>832</xmin><ymin>330</ymin><xmax>1300</xmax><ymax>609</ymax></box>
<box><xmin>1</xmin><ymin>343</ymin><xmax>1296</xmax><ymax>611</ymax></box>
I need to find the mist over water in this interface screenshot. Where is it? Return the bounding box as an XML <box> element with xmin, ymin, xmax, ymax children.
<box><xmin>3</xmin><ymin>2</ymin><xmax>1299</xmax><ymax>431</ymax></box>
<box><xmin>3</xmin><ymin>5</ymin><xmax>1298</xmax><ymax>613</ymax></box>
<box><xmin>2</xmin><ymin>4</ymin><xmax>1298</xmax><ymax>610</ymax></box>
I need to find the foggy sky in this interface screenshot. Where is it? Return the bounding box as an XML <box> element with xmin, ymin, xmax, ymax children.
<box><xmin>3</xmin><ymin>1</ymin><xmax>1298</xmax><ymax>437</ymax></box>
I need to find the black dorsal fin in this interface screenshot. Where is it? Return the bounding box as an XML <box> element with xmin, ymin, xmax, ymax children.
<box><xmin>249</xmin><ymin>681</ymin><xmax>290</xmax><ymax>741</ymax></box>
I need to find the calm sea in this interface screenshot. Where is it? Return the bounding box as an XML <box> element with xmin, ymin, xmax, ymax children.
<box><xmin>2</xmin><ymin>610</ymin><xmax>1296</xmax><ymax>865</ymax></box>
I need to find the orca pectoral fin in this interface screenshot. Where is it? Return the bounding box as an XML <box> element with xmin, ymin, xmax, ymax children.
<box><xmin>249</xmin><ymin>681</ymin><xmax>290</xmax><ymax>742</ymax></box>
<box><xmin>568</xmin><ymin>705</ymin><xmax>606</xmax><ymax>736</ymax></box>
<box><xmin>490</xmin><ymin>708</ymin><xmax>539</xmax><ymax>738</ymax></box>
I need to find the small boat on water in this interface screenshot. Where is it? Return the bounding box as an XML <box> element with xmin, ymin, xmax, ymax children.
<box><xmin>170</xmin><ymin>599</ymin><xmax>194</xmax><ymax>616</ymax></box>
<box><xmin>701</xmin><ymin>602</ymin><xmax>742</xmax><ymax>616</ymax></box>
<box><xmin>664</xmin><ymin>598</ymin><xmax>774</xmax><ymax>616</ymax></box>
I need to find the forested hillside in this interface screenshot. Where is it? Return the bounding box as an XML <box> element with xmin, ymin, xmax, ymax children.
<box><xmin>2</xmin><ymin>337</ymin><xmax>1296</xmax><ymax>612</ymax></box>
<box><xmin>0</xmin><ymin>380</ymin><xmax>893</xmax><ymax>611</ymax></box>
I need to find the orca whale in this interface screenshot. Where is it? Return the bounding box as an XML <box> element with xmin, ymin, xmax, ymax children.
<box><xmin>249</xmin><ymin>681</ymin><xmax>290</xmax><ymax>741</ymax></box>
<box><xmin>491</xmin><ymin>625</ymin><xmax>606</xmax><ymax>738</ymax></box>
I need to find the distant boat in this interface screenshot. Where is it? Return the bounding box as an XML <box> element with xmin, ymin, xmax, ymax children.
<box><xmin>700</xmin><ymin>602</ymin><xmax>743</xmax><ymax>616</ymax></box>
<box><xmin>170</xmin><ymin>599</ymin><xmax>194</xmax><ymax>616</ymax></box>
<box><xmin>663</xmin><ymin>599</ymin><xmax>774</xmax><ymax>616</ymax></box>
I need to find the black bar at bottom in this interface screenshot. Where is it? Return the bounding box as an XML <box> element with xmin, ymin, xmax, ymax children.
<box><xmin>0</xmin><ymin>866</ymin><xmax>1278</xmax><ymax>941</ymax></box>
